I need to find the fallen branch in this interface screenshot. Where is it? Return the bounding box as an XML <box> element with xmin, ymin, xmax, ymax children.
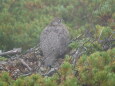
<box><xmin>43</xmin><ymin>68</ymin><xmax>58</xmax><ymax>76</ymax></box>
<box><xmin>20</xmin><ymin>59</ymin><xmax>32</xmax><ymax>71</ymax></box>
<box><xmin>21</xmin><ymin>73</ymin><xmax>32</xmax><ymax>77</ymax></box>
<box><xmin>0</xmin><ymin>48</ymin><xmax>22</xmax><ymax>56</ymax></box>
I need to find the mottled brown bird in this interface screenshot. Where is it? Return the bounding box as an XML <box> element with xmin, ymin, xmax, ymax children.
<box><xmin>40</xmin><ymin>17</ymin><xmax>70</xmax><ymax>66</ymax></box>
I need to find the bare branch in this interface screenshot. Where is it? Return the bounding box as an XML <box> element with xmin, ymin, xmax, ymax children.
<box><xmin>0</xmin><ymin>48</ymin><xmax>22</xmax><ymax>56</ymax></box>
<box><xmin>98</xmin><ymin>39</ymin><xmax>115</xmax><ymax>43</ymax></box>
<box><xmin>20</xmin><ymin>59</ymin><xmax>32</xmax><ymax>71</ymax></box>
<box><xmin>68</xmin><ymin>34</ymin><xmax>84</xmax><ymax>44</ymax></box>
<box><xmin>43</xmin><ymin>68</ymin><xmax>58</xmax><ymax>76</ymax></box>
<box><xmin>98</xmin><ymin>29</ymin><xmax>103</xmax><ymax>42</ymax></box>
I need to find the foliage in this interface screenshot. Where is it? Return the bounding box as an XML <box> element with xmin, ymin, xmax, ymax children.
<box><xmin>0</xmin><ymin>56</ymin><xmax>7</xmax><ymax>61</ymax></box>
<box><xmin>0</xmin><ymin>72</ymin><xmax>13</xmax><ymax>86</ymax></box>
<box><xmin>77</xmin><ymin>48</ymin><xmax>115</xmax><ymax>86</ymax></box>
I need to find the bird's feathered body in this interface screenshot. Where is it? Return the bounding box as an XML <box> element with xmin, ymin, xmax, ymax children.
<box><xmin>40</xmin><ymin>18</ymin><xmax>70</xmax><ymax>66</ymax></box>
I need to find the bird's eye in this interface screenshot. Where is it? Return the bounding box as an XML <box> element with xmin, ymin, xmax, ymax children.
<box><xmin>59</xmin><ymin>19</ymin><xmax>62</xmax><ymax>22</ymax></box>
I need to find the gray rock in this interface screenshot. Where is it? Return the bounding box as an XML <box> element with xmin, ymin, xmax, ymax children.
<box><xmin>40</xmin><ymin>18</ymin><xmax>70</xmax><ymax>66</ymax></box>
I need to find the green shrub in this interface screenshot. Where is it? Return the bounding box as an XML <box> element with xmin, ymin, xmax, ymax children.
<box><xmin>77</xmin><ymin>48</ymin><xmax>115</xmax><ymax>86</ymax></box>
<box><xmin>0</xmin><ymin>56</ymin><xmax>7</xmax><ymax>61</ymax></box>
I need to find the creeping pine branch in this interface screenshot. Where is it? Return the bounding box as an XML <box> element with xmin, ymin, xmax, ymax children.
<box><xmin>68</xmin><ymin>34</ymin><xmax>84</xmax><ymax>44</ymax></box>
<box><xmin>72</xmin><ymin>39</ymin><xmax>90</xmax><ymax>67</ymax></box>
<box><xmin>98</xmin><ymin>31</ymin><xmax>115</xmax><ymax>44</ymax></box>
<box><xmin>98</xmin><ymin>39</ymin><xmax>115</xmax><ymax>43</ymax></box>
<box><xmin>98</xmin><ymin>29</ymin><xmax>103</xmax><ymax>42</ymax></box>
